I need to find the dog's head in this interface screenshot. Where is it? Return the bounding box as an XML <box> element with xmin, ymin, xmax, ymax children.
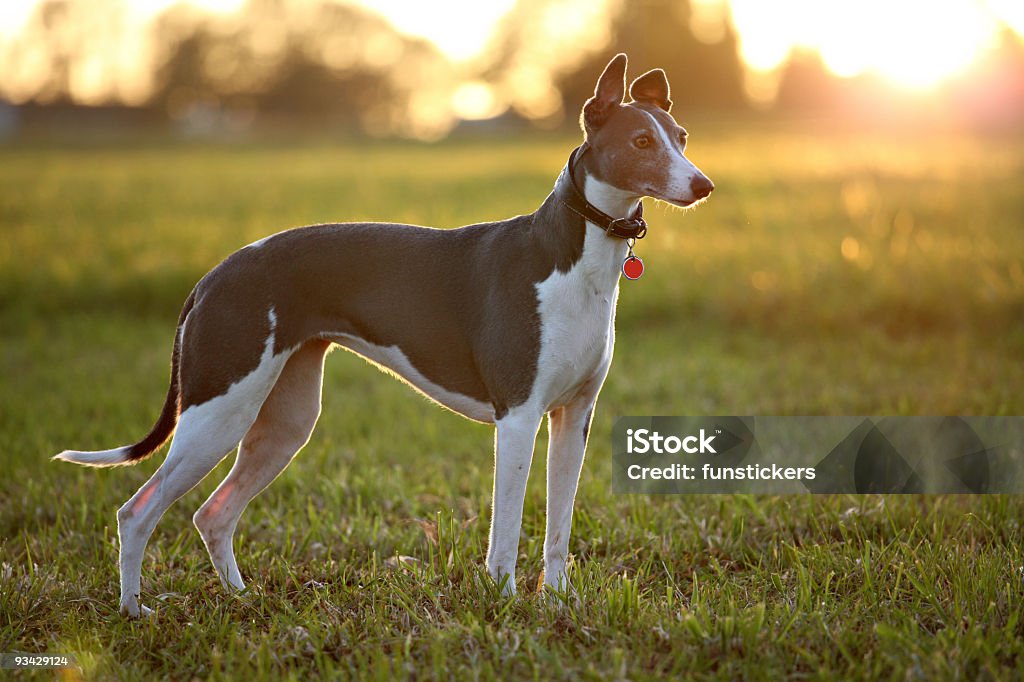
<box><xmin>580</xmin><ymin>53</ymin><xmax>713</xmax><ymax>208</ymax></box>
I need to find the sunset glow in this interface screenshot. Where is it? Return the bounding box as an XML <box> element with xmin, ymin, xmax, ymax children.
<box><xmin>730</xmin><ymin>0</ymin><xmax>1008</xmax><ymax>90</ymax></box>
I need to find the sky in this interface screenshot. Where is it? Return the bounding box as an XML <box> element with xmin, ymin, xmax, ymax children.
<box><xmin>727</xmin><ymin>0</ymin><xmax>1024</xmax><ymax>90</ymax></box>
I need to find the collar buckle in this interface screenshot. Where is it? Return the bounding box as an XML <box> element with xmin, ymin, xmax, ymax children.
<box><xmin>606</xmin><ymin>217</ymin><xmax>647</xmax><ymax>240</ymax></box>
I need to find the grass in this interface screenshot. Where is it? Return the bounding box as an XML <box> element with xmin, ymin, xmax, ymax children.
<box><xmin>1</xmin><ymin>123</ymin><xmax>1023</xmax><ymax>679</ymax></box>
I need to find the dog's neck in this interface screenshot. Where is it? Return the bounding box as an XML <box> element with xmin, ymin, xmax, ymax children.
<box><xmin>535</xmin><ymin>155</ymin><xmax>637</xmax><ymax>290</ymax></box>
<box><xmin>546</xmin><ymin>152</ymin><xmax>643</xmax><ymax>231</ymax></box>
<box><xmin>572</xmin><ymin>165</ymin><xmax>642</xmax><ymax>222</ymax></box>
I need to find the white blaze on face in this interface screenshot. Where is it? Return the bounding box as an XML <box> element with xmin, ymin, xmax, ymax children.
<box><xmin>638</xmin><ymin>108</ymin><xmax>705</xmax><ymax>205</ymax></box>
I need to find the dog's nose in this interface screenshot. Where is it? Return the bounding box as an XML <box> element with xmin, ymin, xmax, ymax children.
<box><xmin>690</xmin><ymin>175</ymin><xmax>714</xmax><ymax>199</ymax></box>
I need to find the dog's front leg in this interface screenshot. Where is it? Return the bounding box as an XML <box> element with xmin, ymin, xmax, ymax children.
<box><xmin>486</xmin><ymin>408</ymin><xmax>543</xmax><ymax>596</ymax></box>
<box><xmin>542</xmin><ymin>396</ymin><xmax>597</xmax><ymax>595</ymax></box>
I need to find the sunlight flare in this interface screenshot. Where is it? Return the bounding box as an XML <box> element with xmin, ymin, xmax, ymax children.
<box><xmin>731</xmin><ymin>0</ymin><xmax>1003</xmax><ymax>90</ymax></box>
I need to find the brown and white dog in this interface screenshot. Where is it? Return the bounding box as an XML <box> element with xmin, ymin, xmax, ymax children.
<box><xmin>54</xmin><ymin>54</ymin><xmax>712</xmax><ymax>617</ymax></box>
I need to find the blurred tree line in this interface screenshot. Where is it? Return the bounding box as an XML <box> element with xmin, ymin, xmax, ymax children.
<box><xmin>11</xmin><ymin>0</ymin><xmax>455</xmax><ymax>137</ymax></box>
<box><xmin>10</xmin><ymin>0</ymin><xmax>751</xmax><ymax>136</ymax></box>
<box><xmin>147</xmin><ymin>0</ymin><xmax>453</xmax><ymax>137</ymax></box>
<box><xmin>476</xmin><ymin>0</ymin><xmax>745</xmax><ymax>125</ymax></box>
<box><xmin>6</xmin><ymin>0</ymin><xmax>1024</xmax><ymax>137</ymax></box>
<box><xmin>553</xmin><ymin>0</ymin><xmax>747</xmax><ymax>114</ymax></box>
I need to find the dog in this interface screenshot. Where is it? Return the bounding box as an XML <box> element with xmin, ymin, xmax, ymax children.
<box><xmin>54</xmin><ymin>53</ymin><xmax>712</xmax><ymax>617</ymax></box>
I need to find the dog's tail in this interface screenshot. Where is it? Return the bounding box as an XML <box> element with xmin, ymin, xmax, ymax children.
<box><xmin>53</xmin><ymin>290</ymin><xmax>196</xmax><ymax>468</ymax></box>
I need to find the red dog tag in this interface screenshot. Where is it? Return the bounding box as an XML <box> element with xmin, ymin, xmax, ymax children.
<box><xmin>622</xmin><ymin>255</ymin><xmax>644</xmax><ymax>280</ymax></box>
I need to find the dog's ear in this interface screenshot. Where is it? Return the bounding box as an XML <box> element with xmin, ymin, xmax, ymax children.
<box><xmin>629</xmin><ymin>68</ymin><xmax>672</xmax><ymax>112</ymax></box>
<box><xmin>582</xmin><ymin>53</ymin><xmax>627</xmax><ymax>134</ymax></box>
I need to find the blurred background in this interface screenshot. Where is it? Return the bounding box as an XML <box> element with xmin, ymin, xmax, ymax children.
<box><xmin>1</xmin><ymin>0</ymin><xmax>1022</xmax><ymax>139</ymax></box>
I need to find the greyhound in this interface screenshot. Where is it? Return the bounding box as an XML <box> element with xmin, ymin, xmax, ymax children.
<box><xmin>54</xmin><ymin>53</ymin><xmax>713</xmax><ymax>617</ymax></box>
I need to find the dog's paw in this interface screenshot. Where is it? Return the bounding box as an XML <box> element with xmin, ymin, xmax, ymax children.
<box><xmin>498</xmin><ymin>576</ymin><xmax>517</xmax><ymax>598</ymax></box>
<box><xmin>119</xmin><ymin>597</ymin><xmax>154</xmax><ymax>619</ymax></box>
<box><xmin>486</xmin><ymin>563</ymin><xmax>518</xmax><ymax>597</ymax></box>
<box><xmin>539</xmin><ymin>570</ymin><xmax>579</xmax><ymax>608</ymax></box>
<box><xmin>120</xmin><ymin>603</ymin><xmax>155</xmax><ymax>619</ymax></box>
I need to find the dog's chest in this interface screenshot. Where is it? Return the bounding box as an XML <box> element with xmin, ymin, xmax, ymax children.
<box><xmin>532</xmin><ymin>232</ymin><xmax>624</xmax><ymax>408</ymax></box>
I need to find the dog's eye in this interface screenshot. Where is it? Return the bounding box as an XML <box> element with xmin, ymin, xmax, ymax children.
<box><xmin>634</xmin><ymin>135</ymin><xmax>651</xmax><ymax>149</ymax></box>
<box><xmin>678</xmin><ymin>133</ymin><xmax>688</xmax><ymax>148</ymax></box>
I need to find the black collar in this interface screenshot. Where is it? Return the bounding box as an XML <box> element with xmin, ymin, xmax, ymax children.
<box><xmin>556</xmin><ymin>144</ymin><xmax>647</xmax><ymax>241</ymax></box>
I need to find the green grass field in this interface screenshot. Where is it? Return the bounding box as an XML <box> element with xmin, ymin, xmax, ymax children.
<box><xmin>2</xmin><ymin>124</ymin><xmax>1023</xmax><ymax>679</ymax></box>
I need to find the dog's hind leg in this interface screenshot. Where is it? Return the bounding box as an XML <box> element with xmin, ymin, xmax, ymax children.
<box><xmin>116</xmin><ymin>348</ymin><xmax>292</xmax><ymax>618</ymax></box>
<box><xmin>193</xmin><ymin>339</ymin><xmax>330</xmax><ymax>592</ymax></box>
